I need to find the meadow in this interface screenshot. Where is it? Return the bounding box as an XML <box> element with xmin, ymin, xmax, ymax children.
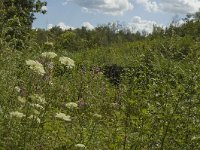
<box><xmin>0</xmin><ymin>1</ymin><xmax>200</xmax><ymax>149</ymax></box>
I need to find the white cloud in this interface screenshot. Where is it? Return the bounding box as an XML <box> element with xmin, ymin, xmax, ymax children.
<box><xmin>48</xmin><ymin>22</ymin><xmax>75</xmax><ymax>30</ymax></box>
<box><xmin>136</xmin><ymin>0</ymin><xmax>158</xmax><ymax>12</ymax></box>
<box><xmin>82</xmin><ymin>22</ymin><xmax>95</xmax><ymax>30</ymax></box>
<box><xmin>57</xmin><ymin>22</ymin><xmax>75</xmax><ymax>30</ymax></box>
<box><xmin>159</xmin><ymin>0</ymin><xmax>200</xmax><ymax>14</ymax></box>
<box><xmin>64</xmin><ymin>0</ymin><xmax>133</xmax><ymax>15</ymax></box>
<box><xmin>136</xmin><ymin>0</ymin><xmax>200</xmax><ymax>14</ymax></box>
<box><xmin>41</xmin><ymin>6</ymin><xmax>48</xmax><ymax>11</ymax></box>
<box><xmin>47</xmin><ymin>24</ymin><xmax>53</xmax><ymax>30</ymax></box>
<box><xmin>48</xmin><ymin>22</ymin><xmax>94</xmax><ymax>31</ymax></box>
<box><xmin>127</xmin><ymin>16</ymin><xmax>160</xmax><ymax>33</ymax></box>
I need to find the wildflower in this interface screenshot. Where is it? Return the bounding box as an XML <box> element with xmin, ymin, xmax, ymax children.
<box><xmin>18</xmin><ymin>96</ymin><xmax>26</xmax><ymax>103</ymax></box>
<box><xmin>41</xmin><ymin>52</ymin><xmax>57</xmax><ymax>59</ymax></box>
<box><xmin>26</xmin><ymin>60</ymin><xmax>45</xmax><ymax>75</ymax></box>
<box><xmin>30</xmin><ymin>103</ymin><xmax>44</xmax><ymax>110</ymax></box>
<box><xmin>28</xmin><ymin>115</ymin><xmax>41</xmax><ymax>123</ymax></box>
<box><xmin>55</xmin><ymin>113</ymin><xmax>71</xmax><ymax>122</ymax></box>
<box><xmin>93</xmin><ymin>113</ymin><xmax>102</xmax><ymax>119</ymax></box>
<box><xmin>10</xmin><ymin>111</ymin><xmax>25</xmax><ymax>118</ymax></box>
<box><xmin>59</xmin><ymin>56</ymin><xmax>75</xmax><ymax>68</ymax></box>
<box><xmin>75</xmin><ymin>144</ymin><xmax>86</xmax><ymax>148</ymax></box>
<box><xmin>30</xmin><ymin>94</ymin><xmax>46</xmax><ymax>104</ymax></box>
<box><xmin>15</xmin><ymin>86</ymin><xmax>21</xmax><ymax>93</ymax></box>
<box><xmin>66</xmin><ymin>102</ymin><xmax>78</xmax><ymax>109</ymax></box>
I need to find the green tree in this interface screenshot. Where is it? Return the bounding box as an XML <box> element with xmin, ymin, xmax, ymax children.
<box><xmin>1</xmin><ymin>0</ymin><xmax>46</xmax><ymax>28</ymax></box>
<box><xmin>0</xmin><ymin>0</ymin><xmax>47</xmax><ymax>49</ymax></box>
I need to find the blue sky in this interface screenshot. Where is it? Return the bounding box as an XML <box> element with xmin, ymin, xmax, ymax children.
<box><xmin>33</xmin><ymin>0</ymin><xmax>200</xmax><ymax>33</ymax></box>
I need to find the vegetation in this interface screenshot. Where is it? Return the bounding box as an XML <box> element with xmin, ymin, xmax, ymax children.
<box><xmin>0</xmin><ymin>1</ymin><xmax>200</xmax><ymax>149</ymax></box>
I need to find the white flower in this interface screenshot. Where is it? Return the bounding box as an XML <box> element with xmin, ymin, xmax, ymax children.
<box><xmin>59</xmin><ymin>56</ymin><xmax>75</xmax><ymax>68</ymax></box>
<box><xmin>66</xmin><ymin>102</ymin><xmax>78</xmax><ymax>109</ymax></box>
<box><xmin>15</xmin><ymin>86</ymin><xmax>21</xmax><ymax>93</ymax></box>
<box><xmin>41</xmin><ymin>52</ymin><xmax>57</xmax><ymax>59</ymax></box>
<box><xmin>28</xmin><ymin>115</ymin><xmax>41</xmax><ymax>123</ymax></box>
<box><xmin>30</xmin><ymin>103</ymin><xmax>44</xmax><ymax>110</ymax></box>
<box><xmin>10</xmin><ymin>111</ymin><xmax>25</xmax><ymax>118</ymax></box>
<box><xmin>18</xmin><ymin>96</ymin><xmax>26</xmax><ymax>103</ymax></box>
<box><xmin>30</xmin><ymin>94</ymin><xmax>46</xmax><ymax>104</ymax></box>
<box><xmin>93</xmin><ymin>113</ymin><xmax>102</xmax><ymax>119</ymax></box>
<box><xmin>75</xmin><ymin>144</ymin><xmax>86</xmax><ymax>148</ymax></box>
<box><xmin>55</xmin><ymin>113</ymin><xmax>71</xmax><ymax>122</ymax></box>
<box><xmin>26</xmin><ymin>60</ymin><xmax>45</xmax><ymax>75</ymax></box>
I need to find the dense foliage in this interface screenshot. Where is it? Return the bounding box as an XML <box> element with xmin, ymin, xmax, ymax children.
<box><xmin>0</xmin><ymin>2</ymin><xmax>200</xmax><ymax>149</ymax></box>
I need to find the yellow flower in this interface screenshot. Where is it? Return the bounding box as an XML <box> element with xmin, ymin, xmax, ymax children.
<box><xmin>26</xmin><ymin>60</ymin><xmax>45</xmax><ymax>75</ymax></box>
<box><xmin>59</xmin><ymin>56</ymin><xmax>75</xmax><ymax>68</ymax></box>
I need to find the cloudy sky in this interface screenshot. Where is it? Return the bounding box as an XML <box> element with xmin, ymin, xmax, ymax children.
<box><xmin>33</xmin><ymin>0</ymin><xmax>200</xmax><ymax>33</ymax></box>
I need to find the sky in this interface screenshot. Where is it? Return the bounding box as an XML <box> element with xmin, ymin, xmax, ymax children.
<box><xmin>33</xmin><ymin>0</ymin><xmax>200</xmax><ymax>33</ymax></box>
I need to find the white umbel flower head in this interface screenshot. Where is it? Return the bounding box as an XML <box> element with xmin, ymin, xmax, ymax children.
<box><xmin>30</xmin><ymin>103</ymin><xmax>44</xmax><ymax>110</ymax></box>
<box><xmin>41</xmin><ymin>52</ymin><xmax>57</xmax><ymax>59</ymax></box>
<box><xmin>26</xmin><ymin>60</ymin><xmax>45</xmax><ymax>75</ymax></box>
<box><xmin>10</xmin><ymin>111</ymin><xmax>25</xmax><ymax>118</ymax></box>
<box><xmin>15</xmin><ymin>86</ymin><xmax>21</xmax><ymax>93</ymax></box>
<box><xmin>75</xmin><ymin>144</ymin><xmax>86</xmax><ymax>148</ymax></box>
<box><xmin>28</xmin><ymin>115</ymin><xmax>41</xmax><ymax>123</ymax></box>
<box><xmin>93</xmin><ymin>113</ymin><xmax>102</xmax><ymax>119</ymax></box>
<box><xmin>55</xmin><ymin>113</ymin><xmax>71</xmax><ymax>121</ymax></box>
<box><xmin>59</xmin><ymin>56</ymin><xmax>75</xmax><ymax>68</ymax></box>
<box><xmin>66</xmin><ymin>102</ymin><xmax>78</xmax><ymax>109</ymax></box>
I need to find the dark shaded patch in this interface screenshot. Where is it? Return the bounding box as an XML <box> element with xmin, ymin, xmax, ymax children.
<box><xmin>103</xmin><ymin>64</ymin><xmax>124</xmax><ymax>86</ymax></box>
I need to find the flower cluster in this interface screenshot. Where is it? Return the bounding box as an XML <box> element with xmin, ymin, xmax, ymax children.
<box><xmin>26</xmin><ymin>60</ymin><xmax>45</xmax><ymax>75</ymax></box>
<box><xmin>14</xmin><ymin>86</ymin><xmax>21</xmax><ymax>93</ymax></box>
<box><xmin>55</xmin><ymin>113</ymin><xmax>71</xmax><ymax>122</ymax></box>
<box><xmin>41</xmin><ymin>52</ymin><xmax>57</xmax><ymax>59</ymax></box>
<box><xmin>30</xmin><ymin>103</ymin><xmax>44</xmax><ymax>110</ymax></box>
<box><xmin>75</xmin><ymin>144</ymin><xmax>86</xmax><ymax>148</ymax></box>
<box><xmin>10</xmin><ymin>111</ymin><xmax>25</xmax><ymax>118</ymax></box>
<box><xmin>93</xmin><ymin>113</ymin><xmax>102</xmax><ymax>119</ymax></box>
<box><xmin>66</xmin><ymin>102</ymin><xmax>78</xmax><ymax>109</ymax></box>
<box><xmin>59</xmin><ymin>56</ymin><xmax>75</xmax><ymax>68</ymax></box>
